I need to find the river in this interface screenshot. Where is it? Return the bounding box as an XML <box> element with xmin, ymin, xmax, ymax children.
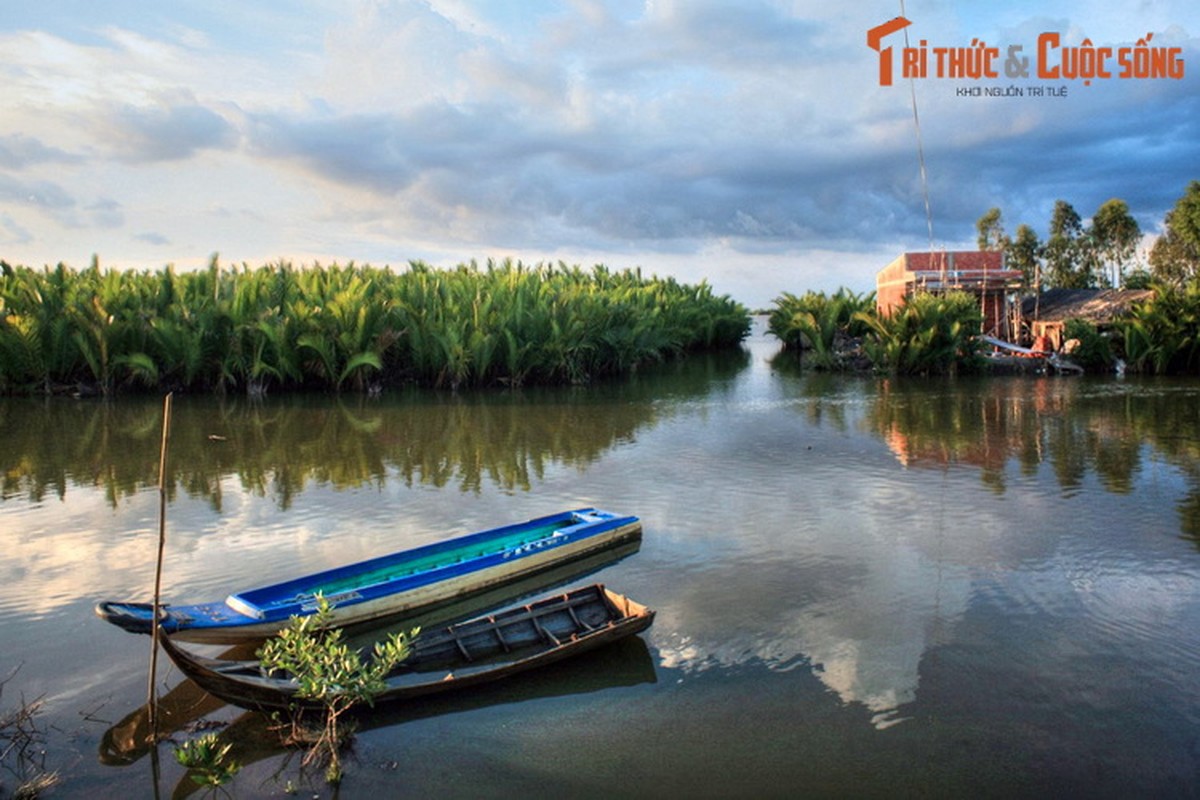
<box><xmin>1</xmin><ymin>319</ymin><xmax>1198</xmax><ymax>798</ymax></box>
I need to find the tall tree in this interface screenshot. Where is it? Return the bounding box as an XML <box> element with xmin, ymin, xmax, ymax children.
<box><xmin>1150</xmin><ymin>212</ymin><xmax>1200</xmax><ymax>287</ymax></box>
<box><xmin>1171</xmin><ymin>180</ymin><xmax>1200</xmax><ymax>252</ymax></box>
<box><xmin>1088</xmin><ymin>198</ymin><xmax>1141</xmax><ymax>288</ymax></box>
<box><xmin>976</xmin><ymin>207</ymin><xmax>1009</xmax><ymax>251</ymax></box>
<box><xmin>1045</xmin><ymin>200</ymin><xmax>1091</xmax><ymax>288</ymax></box>
<box><xmin>1150</xmin><ymin>182</ymin><xmax>1200</xmax><ymax>287</ymax></box>
<box><xmin>1005</xmin><ymin>224</ymin><xmax>1042</xmax><ymax>287</ymax></box>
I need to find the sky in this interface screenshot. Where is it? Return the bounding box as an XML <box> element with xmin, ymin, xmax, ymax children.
<box><xmin>1</xmin><ymin>1</ymin><xmax>1197</xmax><ymax>309</ymax></box>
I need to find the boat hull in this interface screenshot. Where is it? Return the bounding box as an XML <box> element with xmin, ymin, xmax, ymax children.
<box><xmin>158</xmin><ymin>584</ymin><xmax>655</xmax><ymax>711</ymax></box>
<box><xmin>97</xmin><ymin>509</ymin><xmax>641</xmax><ymax>644</ymax></box>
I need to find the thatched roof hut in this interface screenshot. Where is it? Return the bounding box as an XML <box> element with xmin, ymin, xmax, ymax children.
<box><xmin>1020</xmin><ymin>288</ymin><xmax>1153</xmax><ymax>349</ymax></box>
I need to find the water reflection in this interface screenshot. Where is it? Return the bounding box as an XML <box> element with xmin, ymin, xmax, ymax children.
<box><xmin>649</xmin><ymin>365</ymin><xmax>1200</xmax><ymax>731</ymax></box>
<box><xmin>0</xmin><ymin>348</ymin><xmax>748</xmax><ymax>509</ymax></box>
<box><xmin>104</xmin><ymin>636</ymin><xmax>655</xmax><ymax>797</ymax></box>
<box><xmin>650</xmin><ymin>508</ymin><xmax>972</xmax><ymax>729</ymax></box>
<box><xmin>860</xmin><ymin>376</ymin><xmax>1200</xmax><ymax>515</ymax></box>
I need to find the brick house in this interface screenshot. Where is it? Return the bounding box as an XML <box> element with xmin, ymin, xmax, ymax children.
<box><xmin>875</xmin><ymin>251</ymin><xmax>1024</xmax><ymax>340</ymax></box>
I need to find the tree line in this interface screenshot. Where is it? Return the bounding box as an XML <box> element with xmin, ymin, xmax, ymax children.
<box><xmin>975</xmin><ymin>181</ymin><xmax>1200</xmax><ymax>290</ymax></box>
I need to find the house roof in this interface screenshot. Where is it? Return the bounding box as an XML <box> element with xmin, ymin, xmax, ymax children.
<box><xmin>1020</xmin><ymin>288</ymin><xmax>1153</xmax><ymax>323</ymax></box>
<box><xmin>903</xmin><ymin>251</ymin><xmax>1004</xmax><ymax>271</ymax></box>
<box><xmin>878</xmin><ymin>250</ymin><xmax>1022</xmax><ymax>293</ymax></box>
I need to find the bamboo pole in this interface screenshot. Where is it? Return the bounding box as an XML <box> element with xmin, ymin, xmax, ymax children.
<box><xmin>147</xmin><ymin>392</ymin><xmax>173</xmax><ymax>738</ymax></box>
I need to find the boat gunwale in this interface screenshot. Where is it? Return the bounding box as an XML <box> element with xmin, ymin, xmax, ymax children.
<box><xmin>226</xmin><ymin>511</ymin><xmax>638</xmax><ymax>619</ymax></box>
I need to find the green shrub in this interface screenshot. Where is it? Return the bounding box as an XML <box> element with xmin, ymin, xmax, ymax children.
<box><xmin>174</xmin><ymin>732</ymin><xmax>241</xmax><ymax>792</ymax></box>
<box><xmin>1118</xmin><ymin>282</ymin><xmax>1200</xmax><ymax>374</ymax></box>
<box><xmin>258</xmin><ymin>596</ymin><xmax>418</xmax><ymax>784</ymax></box>
<box><xmin>854</xmin><ymin>291</ymin><xmax>983</xmax><ymax>375</ymax></box>
<box><xmin>767</xmin><ymin>289</ymin><xmax>875</xmax><ymax>370</ymax></box>
<box><xmin>1062</xmin><ymin>318</ymin><xmax>1113</xmax><ymax>371</ymax></box>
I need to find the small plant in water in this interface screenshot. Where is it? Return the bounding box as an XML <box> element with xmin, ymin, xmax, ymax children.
<box><xmin>1</xmin><ymin>667</ymin><xmax>59</xmax><ymax>800</ymax></box>
<box><xmin>174</xmin><ymin>731</ymin><xmax>241</xmax><ymax>794</ymax></box>
<box><xmin>258</xmin><ymin>595</ymin><xmax>418</xmax><ymax>784</ymax></box>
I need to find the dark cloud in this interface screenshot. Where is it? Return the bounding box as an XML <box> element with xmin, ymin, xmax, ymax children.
<box><xmin>136</xmin><ymin>29</ymin><xmax>1200</xmax><ymax>265</ymax></box>
<box><xmin>0</xmin><ymin>174</ymin><xmax>76</xmax><ymax>210</ymax></box>
<box><xmin>87</xmin><ymin>197</ymin><xmax>124</xmax><ymax>229</ymax></box>
<box><xmin>0</xmin><ymin>134</ymin><xmax>79</xmax><ymax>170</ymax></box>
<box><xmin>910</xmin><ymin>73</ymin><xmax>1200</xmax><ymax>239</ymax></box>
<box><xmin>109</xmin><ymin>99</ymin><xmax>237</xmax><ymax>162</ymax></box>
<box><xmin>135</xmin><ymin>231</ymin><xmax>170</xmax><ymax>245</ymax></box>
<box><xmin>246</xmin><ymin>104</ymin><xmax>498</xmax><ymax>193</ymax></box>
<box><xmin>245</xmin><ymin>95</ymin><xmax>918</xmax><ymax>255</ymax></box>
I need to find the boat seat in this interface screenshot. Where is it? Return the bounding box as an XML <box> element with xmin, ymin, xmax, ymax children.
<box><xmin>492</xmin><ymin>621</ymin><xmax>511</xmax><ymax>652</ymax></box>
<box><xmin>566</xmin><ymin>604</ymin><xmax>596</xmax><ymax>632</ymax></box>
<box><xmin>532</xmin><ymin>616</ymin><xmax>560</xmax><ymax>646</ymax></box>
<box><xmin>452</xmin><ymin>634</ymin><xmax>473</xmax><ymax>662</ymax></box>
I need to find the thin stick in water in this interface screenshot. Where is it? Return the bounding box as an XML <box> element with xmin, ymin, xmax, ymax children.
<box><xmin>147</xmin><ymin>392</ymin><xmax>173</xmax><ymax>738</ymax></box>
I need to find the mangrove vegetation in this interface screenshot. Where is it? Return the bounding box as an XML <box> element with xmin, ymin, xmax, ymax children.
<box><xmin>769</xmin><ymin>288</ymin><xmax>985</xmax><ymax>376</ymax></box>
<box><xmin>257</xmin><ymin>597</ymin><xmax>418</xmax><ymax>784</ymax></box>
<box><xmin>0</xmin><ymin>257</ymin><xmax>750</xmax><ymax>396</ymax></box>
<box><xmin>767</xmin><ymin>289</ymin><xmax>874</xmax><ymax>371</ymax></box>
<box><xmin>770</xmin><ymin>280</ymin><xmax>1200</xmax><ymax>377</ymax></box>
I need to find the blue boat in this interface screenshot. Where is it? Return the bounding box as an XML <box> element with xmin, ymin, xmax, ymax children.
<box><xmin>96</xmin><ymin>508</ymin><xmax>641</xmax><ymax>644</ymax></box>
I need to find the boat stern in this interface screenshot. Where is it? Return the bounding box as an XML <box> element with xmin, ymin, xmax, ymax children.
<box><xmin>94</xmin><ymin>601</ymin><xmax>169</xmax><ymax>635</ymax></box>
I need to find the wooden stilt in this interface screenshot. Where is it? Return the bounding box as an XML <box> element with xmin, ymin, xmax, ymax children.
<box><xmin>147</xmin><ymin>393</ymin><xmax>173</xmax><ymax>739</ymax></box>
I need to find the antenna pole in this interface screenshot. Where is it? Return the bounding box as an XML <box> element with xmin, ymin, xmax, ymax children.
<box><xmin>900</xmin><ymin>0</ymin><xmax>935</xmax><ymax>254</ymax></box>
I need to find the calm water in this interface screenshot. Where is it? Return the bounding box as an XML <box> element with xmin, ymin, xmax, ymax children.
<box><xmin>2</xmin><ymin>320</ymin><xmax>1200</xmax><ymax>798</ymax></box>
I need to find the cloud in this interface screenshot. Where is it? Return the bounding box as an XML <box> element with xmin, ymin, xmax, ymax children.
<box><xmin>0</xmin><ymin>174</ymin><xmax>75</xmax><ymax>211</ymax></box>
<box><xmin>135</xmin><ymin>231</ymin><xmax>170</xmax><ymax>246</ymax></box>
<box><xmin>87</xmin><ymin>197</ymin><xmax>124</xmax><ymax>229</ymax></box>
<box><xmin>0</xmin><ymin>2</ymin><xmax>1198</xmax><ymax>306</ymax></box>
<box><xmin>0</xmin><ymin>134</ymin><xmax>79</xmax><ymax>170</ymax></box>
<box><xmin>242</xmin><ymin>1</ymin><xmax>917</xmax><ymax>257</ymax></box>
<box><xmin>0</xmin><ymin>212</ymin><xmax>32</xmax><ymax>245</ymax></box>
<box><xmin>106</xmin><ymin>95</ymin><xmax>238</xmax><ymax>162</ymax></box>
<box><xmin>902</xmin><ymin>60</ymin><xmax>1200</xmax><ymax>236</ymax></box>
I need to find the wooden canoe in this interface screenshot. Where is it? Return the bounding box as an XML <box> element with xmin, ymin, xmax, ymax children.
<box><xmin>96</xmin><ymin>508</ymin><xmax>641</xmax><ymax>644</ymax></box>
<box><xmin>98</xmin><ymin>542</ymin><xmax>644</xmax><ymax>766</ymax></box>
<box><xmin>158</xmin><ymin>584</ymin><xmax>655</xmax><ymax>712</ymax></box>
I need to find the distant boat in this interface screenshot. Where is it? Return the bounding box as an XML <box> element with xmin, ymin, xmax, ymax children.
<box><xmin>157</xmin><ymin>584</ymin><xmax>655</xmax><ymax>711</ymax></box>
<box><xmin>96</xmin><ymin>509</ymin><xmax>642</xmax><ymax>644</ymax></box>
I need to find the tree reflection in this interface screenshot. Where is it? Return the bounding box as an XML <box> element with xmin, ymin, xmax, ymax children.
<box><xmin>0</xmin><ymin>350</ymin><xmax>748</xmax><ymax>508</ymax></box>
<box><xmin>0</xmin><ymin>395</ymin><xmax>653</xmax><ymax>508</ymax></box>
<box><xmin>859</xmin><ymin>377</ymin><xmax>1200</xmax><ymax>545</ymax></box>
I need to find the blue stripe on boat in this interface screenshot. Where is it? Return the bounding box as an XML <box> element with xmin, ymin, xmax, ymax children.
<box><xmin>96</xmin><ymin>508</ymin><xmax>641</xmax><ymax>643</ymax></box>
